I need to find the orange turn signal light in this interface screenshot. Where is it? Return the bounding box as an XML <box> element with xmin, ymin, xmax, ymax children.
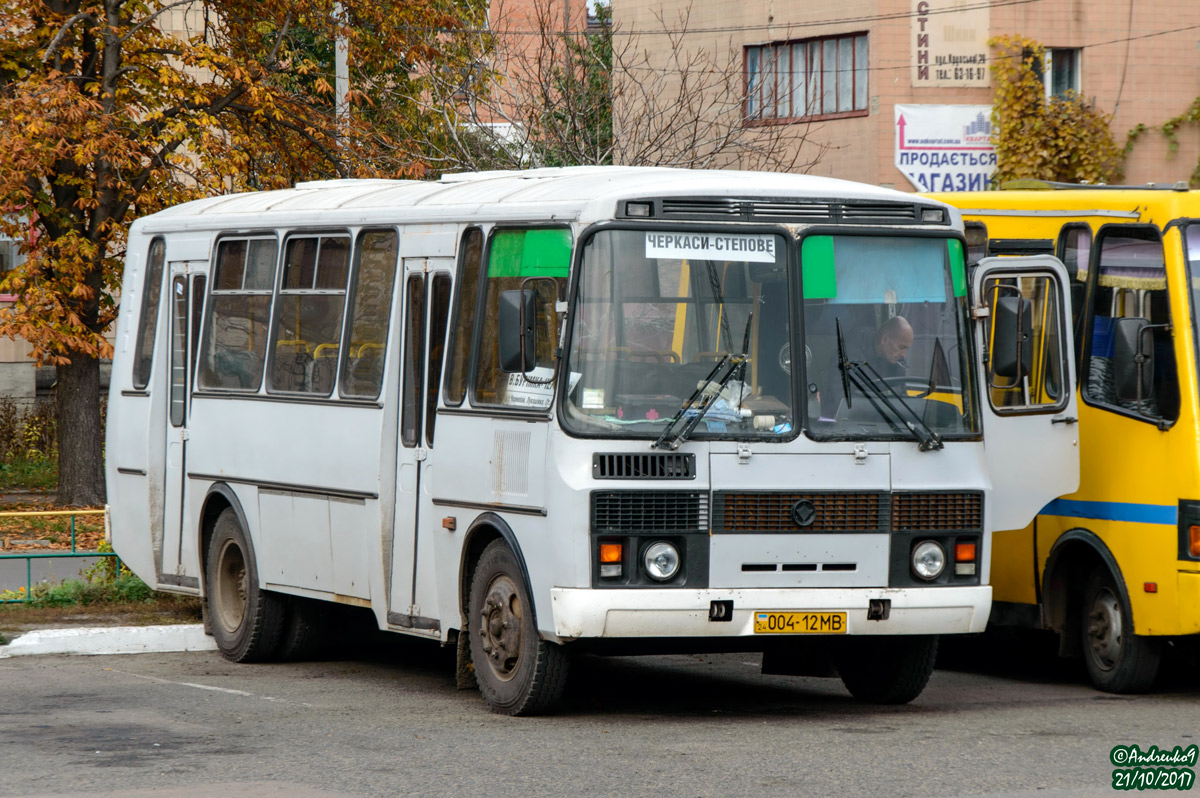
<box><xmin>600</xmin><ymin>543</ymin><xmax>623</xmax><ymax>563</ymax></box>
<box><xmin>1190</xmin><ymin>524</ymin><xmax>1200</xmax><ymax>558</ymax></box>
<box><xmin>955</xmin><ymin>541</ymin><xmax>977</xmax><ymax>562</ymax></box>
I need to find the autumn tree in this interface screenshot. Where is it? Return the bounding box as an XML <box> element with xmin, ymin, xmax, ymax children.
<box><xmin>418</xmin><ymin>0</ymin><xmax>828</xmax><ymax>173</ymax></box>
<box><xmin>0</xmin><ymin>0</ymin><xmax>486</xmax><ymax>505</ymax></box>
<box><xmin>989</xmin><ymin>35</ymin><xmax>1124</xmax><ymax>186</ymax></box>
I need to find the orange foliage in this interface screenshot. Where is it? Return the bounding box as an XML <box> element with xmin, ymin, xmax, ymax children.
<box><xmin>0</xmin><ymin>0</ymin><xmax>482</xmax><ymax>365</ymax></box>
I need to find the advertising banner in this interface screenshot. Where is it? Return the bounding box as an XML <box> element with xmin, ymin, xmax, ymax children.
<box><xmin>894</xmin><ymin>104</ymin><xmax>996</xmax><ymax>192</ymax></box>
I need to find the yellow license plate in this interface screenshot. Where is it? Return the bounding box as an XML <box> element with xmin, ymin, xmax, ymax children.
<box><xmin>754</xmin><ymin>611</ymin><xmax>847</xmax><ymax>634</ymax></box>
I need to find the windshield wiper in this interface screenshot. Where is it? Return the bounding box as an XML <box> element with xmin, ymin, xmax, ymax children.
<box><xmin>834</xmin><ymin>320</ymin><xmax>943</xmax><ymax>452</ymax></box>
<box><xmin>651</xmin><ymin>353</ymin><xmax>748</xmax><ymax>451</ymax></box>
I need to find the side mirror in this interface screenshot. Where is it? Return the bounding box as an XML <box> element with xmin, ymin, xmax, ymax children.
<box><xmin>991</xmin><ymin>295</ymin><xmax>1032</xmax><ymax>380</ymax></box>
<box><xmin>499</xmin><ymin>288</ymin><xmax>537</xmax><ymax>373</ymax></box>
<box><xmin>1113</xmin><ymin>317</ymin><xmax>1153</xmax><ymax>403</ymax></box>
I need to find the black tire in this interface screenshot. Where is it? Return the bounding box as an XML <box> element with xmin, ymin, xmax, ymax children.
<box><xmin>205</xmin><ymin>508</ymin><xmax>286</xmax><ymax>663</ymax></box>
<box><xmin>1080</xmin><ymin>568</ymin><xmax>1161</xmax><ymax>693</ymax></box>
<box><xmin>468</xmin><ymin>540</ymin><xmax>569</xmax><ymax>716</ymax></box>
<box><xmin>278</xmin><ymin>596</ymin><xmax>330</xmax><ymax>662</ymax></box>
<box><xmin>835</xmin><ymin>635</ymin><xmax>938</xmax><ymax>704</ymax></box>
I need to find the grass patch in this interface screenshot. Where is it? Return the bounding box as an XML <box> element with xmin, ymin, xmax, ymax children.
<box><xmin>0</xmin><ymin>457</ymin><xmax>57</xmax><ymax>493</ymax></box>
<box><xmin>1</xmin><ymin>544</ymin><xmax>202</xmax><ymax>620</ymax></box>
<box><xmin>24</xmin><ymin>573</ymin><xmax>154</xmax><ymax>606</ymax></box>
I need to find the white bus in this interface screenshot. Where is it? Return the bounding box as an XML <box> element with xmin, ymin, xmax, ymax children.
<box><xmin>106</xmin><ymin>167</ymin><xmax>1078</xmax><ymax>714</ymax></box>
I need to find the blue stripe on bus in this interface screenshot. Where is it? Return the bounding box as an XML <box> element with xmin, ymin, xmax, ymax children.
<box><xmin>1039</xmin><ymin>498</ymin><xmax>1177</xmax><ymax>526</ymax></box>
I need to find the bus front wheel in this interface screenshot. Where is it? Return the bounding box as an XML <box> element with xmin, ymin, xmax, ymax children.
<box><xmin>468</xmin><ymin>540</ymin><xmax>569</xmax><ymax>715</ymax></box>
<box><xmin>834</xmin><ymin>635</ymin><xmax>938</xmax><ymax>704</ymax></box>
<box><xmin>1080</xmin><ymin>568</ymin><xmax>1161</xmax><ymax>693</ymax></box>
<box><xmin>205</xmin><ymin>508</ymin><xmax>286</xmax><ymax>663</ymax></box>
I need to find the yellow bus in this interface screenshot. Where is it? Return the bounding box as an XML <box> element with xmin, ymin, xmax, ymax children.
<box><xmin>933</xmin><ymin>181</ymin><xmax>1200</xmax><ymax>692</ymax></box>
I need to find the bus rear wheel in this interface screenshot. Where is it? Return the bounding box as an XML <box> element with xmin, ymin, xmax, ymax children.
<box><xmin>835</xmin><ymin>635</ymin><xmax>938</xmax><ymax>704</ymax></box>
<box><xmin>468</xmin><ymin>540</ymin><xmax>569</xmax><ymax>716</ymax></box>
<box><xmin>1080</xmin><ymin>568</ymin><xmax>1161</xmax><ymax>693</ymax></box>
<box><xmin>206</xmin><ymin>508</ymin><xmax>286</xmax><ymax>663</ymax></box>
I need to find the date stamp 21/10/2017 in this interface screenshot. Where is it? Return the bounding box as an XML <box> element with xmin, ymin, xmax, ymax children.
<box><xmin>1110</xmin><ymin>744</ymin><xmax>1197</xmax><ymax>791</ymax></box>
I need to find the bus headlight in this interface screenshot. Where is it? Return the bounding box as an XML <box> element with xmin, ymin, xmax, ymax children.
<box><xmin>643</xmin><ymin>541</ymin><xmax>681</xmax><ymax>581</ymax></box>
<box><xmin>911</xmin><ymin>540</ymin><xmax>946</xmax><ymax>580</ymax></box>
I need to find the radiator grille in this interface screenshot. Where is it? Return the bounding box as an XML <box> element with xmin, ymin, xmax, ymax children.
<box><xmin>593</xmin><ymin>453</ymin><xmax>696</xmax><ymax>480</ymax></box>
<box><xmin>713</xmin><ymin>492</ymin><xmax>887</xmax><ymax>533</ymax></box>
<box><xmin>891</xmin><ymin>492</ymin><xmax>983</xmax><ymax>531</ymax></box>
<box><xmin>591</xmin><ymin>491</ymin><xmax>709</xmax><ymax>532</ymax></box>
<box><xmin>711</xmin><ymin>491</ymin><xmax>983</xmax><ymax>533</ymax></box>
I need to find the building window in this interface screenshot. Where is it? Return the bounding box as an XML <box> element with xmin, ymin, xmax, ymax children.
<box><xmin>0</xmin><ymin>238</ymin><xmax>23</xmax><ymax>272</ymax></box>
<box><xmin>1030</xmin><ymin>47</ymin><xmax>1080</xmax><ymax>98</ymax></box>
<box><xmin>745</xmin><ymin>33</ymin><xmax>867</xmax><ymax>124</ymax></box>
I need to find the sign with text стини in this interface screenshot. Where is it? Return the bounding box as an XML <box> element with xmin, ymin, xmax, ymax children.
<box><xmin>895</xmin><ymin>104</ymin><xmax>996</xmax><ymax>192</ymax></box>
<box><xmin>912</xmin><ymin>0</ymin><xmax>990</xmax><ymax>88</ymax></box>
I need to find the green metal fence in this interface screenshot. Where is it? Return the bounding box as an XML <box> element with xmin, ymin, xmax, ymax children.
<box><xmin>0</xmin><ymin>509</ymin><xmax>116</xmax><ymax>603</ymax></box>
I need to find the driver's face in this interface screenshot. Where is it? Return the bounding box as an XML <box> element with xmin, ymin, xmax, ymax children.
<box><xmin>881</xmin><ymin>328</ymin><xmax>913</xmax><ymax>363</ymax></box>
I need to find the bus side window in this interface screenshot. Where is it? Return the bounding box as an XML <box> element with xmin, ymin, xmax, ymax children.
<box><xmin>132</xmin><ymin>237</ymin><xmax>166</xmax><ymax>390</ymax></box>
<box><xmin>197</xmin><ymin>237</ymin><xmax>277</xmax><ymax>392</ymax></box>
<box><xmin>1057</xmin><ymin>223</ymin><xmax>1091</xmax><ymax>367</ymax></box>
<box><xmin>471</xmin><ymin>228</ymin><xmax>570</xmax><ymax>408</ymax></box>
<box><xmin>340</xmin><ymin>229</ymin><xmax>399</xmax><ymax>399</ymax></box>
<box><xmin>425</xmin><ymin>273</ymin><xmax>452</xmax><ymax>446</ymax></box>
<box><xmin>444</xmin><ymin>228</ymin><xmax>483</xmax><ymax>407</ymax></box>
<box><xmin>1081</xmin><ymin>225</ymin><xmax>1179</xmax><ymax>423</ymax></box>
<box><xmin>269</xmin><ymin>234</ymin><xmax>350</xmax><ymax>396</ymax></box>
<box><xmin>401</xmin><ymin>273</ymin><xmax>426</xmax><ymax>447</ymax></box>
<box><xmin>1189</xmin><ymin>225</ymin><xmax>1200</xmax><ymax>373</ymax></box>
<box><xmin>964</xmin><ymin>222</ymin><xmax>987</xmax><ymax>271</ymax></box>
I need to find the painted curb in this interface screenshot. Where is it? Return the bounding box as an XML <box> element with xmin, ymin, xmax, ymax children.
<box><xmin>0</xmin><ymin>624</ymin><xmax>216</xmax><ymax>657</ymax></box>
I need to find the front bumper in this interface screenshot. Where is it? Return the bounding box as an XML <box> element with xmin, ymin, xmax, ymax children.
<box><xmin>550</xmin><ymin>585</ymin><xmax>991</xmax><ymax>640</ymax></box>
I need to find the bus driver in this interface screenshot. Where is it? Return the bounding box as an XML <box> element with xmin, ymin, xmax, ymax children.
<box><xmin>867</xmin><ymin>315</ymin><xmax>913</xmax><ymax>377</ymax></box>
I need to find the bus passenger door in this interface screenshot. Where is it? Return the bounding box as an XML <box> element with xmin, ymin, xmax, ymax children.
<box><xmin>973</xmin><ymin>255</ymin><xmax>1080</xmax><ymax>532</ymax></box>
<box><xmin>388</xmin><ymin>260</ymin><xmax>453</xmax><ymax>630</ymax></box>
<box><xmin>162</xmin><ymin>263</ymin><xmax>206</xmax><ymax>579</ymax></box>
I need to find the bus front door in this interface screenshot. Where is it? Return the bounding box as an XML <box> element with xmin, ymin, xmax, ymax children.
<box><xmin>973</xmin><ymin>255</ymin><xmax>1080</xmax><ymax>532</ymax></box>
<box><xmin>388</xmin><ymin>260</ymin><xmax>453</xmax><ymax>632</ymax></box>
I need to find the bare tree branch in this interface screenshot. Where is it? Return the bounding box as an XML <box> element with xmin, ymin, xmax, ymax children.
<box><xmin>414</xmin><ymin>0</ymin><xmax>829</xmax><ymax>175</ymax></box>
<box><xmin>42</xmin><ymin>12</ymin><xmax>97</xmax><ymax>62</ymax></box>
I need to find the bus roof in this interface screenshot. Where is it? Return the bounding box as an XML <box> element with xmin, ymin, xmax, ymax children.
<box><xmin>134</xmin><ymin>166</ymin><xmax>952</xmax><ymax>233</ymax></box>
<box><xmin>931</xmin><ymin>181</ymin><xmax>1200</xmax><ymax>223</ymax></box>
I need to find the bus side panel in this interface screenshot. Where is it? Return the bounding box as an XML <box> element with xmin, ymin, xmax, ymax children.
<box><xmin>426</xmin><ymin>413</ymin><xmax>561</xmax><ymax>636</ymax></box>
<box><xmin>185</xmin><ymin>398</ymin><xmax>385</xmax><ymax>595</ymax></box>
<box><xmin>990</xmin><ymin>524</ymin><xmax>1038</xmax><ymax>606</ymax></box>
<box><xmin>431</xmin><ymin>415</ymin><xmax>548</xmax><ymax>511</ymax></box>
<box><xmin>1178</xmin><ymin>573</ymin><xmax>1200</xmax><ymax>636</ymax></box>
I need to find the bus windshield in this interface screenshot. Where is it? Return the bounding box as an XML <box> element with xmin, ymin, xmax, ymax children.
<box><xmin>563</xmin><ymin>228</ymin><xmax>795</xmax><ymax>440</ymax></box>
<box><xmin>801</xmin><ymin>234</ymin><xmax>979</xmax><ymax>441</ymax></box>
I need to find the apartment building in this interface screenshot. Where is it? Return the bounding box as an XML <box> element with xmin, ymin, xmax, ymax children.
<box><xmin>612</xmin><ymin>0</ymin><xmax>1200</xmax><ymax>190</ymax></box>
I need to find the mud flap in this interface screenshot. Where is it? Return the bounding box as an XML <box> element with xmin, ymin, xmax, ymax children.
<box><xmin>455</xmin><ymin>628</ymin><xmax>477</xmax><ymax>690</ymax></box>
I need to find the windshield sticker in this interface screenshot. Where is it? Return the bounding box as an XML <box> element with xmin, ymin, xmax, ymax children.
<box><xmin>503</xmin><ymin>369</ymin><xmax>581</xmax><ymax>408</ymax></box>
<box><xmin>581</xmin><ymin>388</ymin><xmax>606</xmax><ymax>409</ymax></box>
<box><xmin>645</xmin><ymin>232</ymin><xmax>777</xmax><ymax>264</ymax></box>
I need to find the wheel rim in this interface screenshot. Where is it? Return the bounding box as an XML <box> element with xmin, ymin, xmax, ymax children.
<box><xmin>477</xmin><ymin>574</ymin><xmax>523</xmax><ymax>682</ymax></box>
<box><xmin>1086</xmin><ymin>586</ymin><xmax>1123</xmax><ymax>671</ymax></box>
<box><xmin>214</xmin><ymin>538</ymin><xmax>248</xmax><ymax>634</ymax></box>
